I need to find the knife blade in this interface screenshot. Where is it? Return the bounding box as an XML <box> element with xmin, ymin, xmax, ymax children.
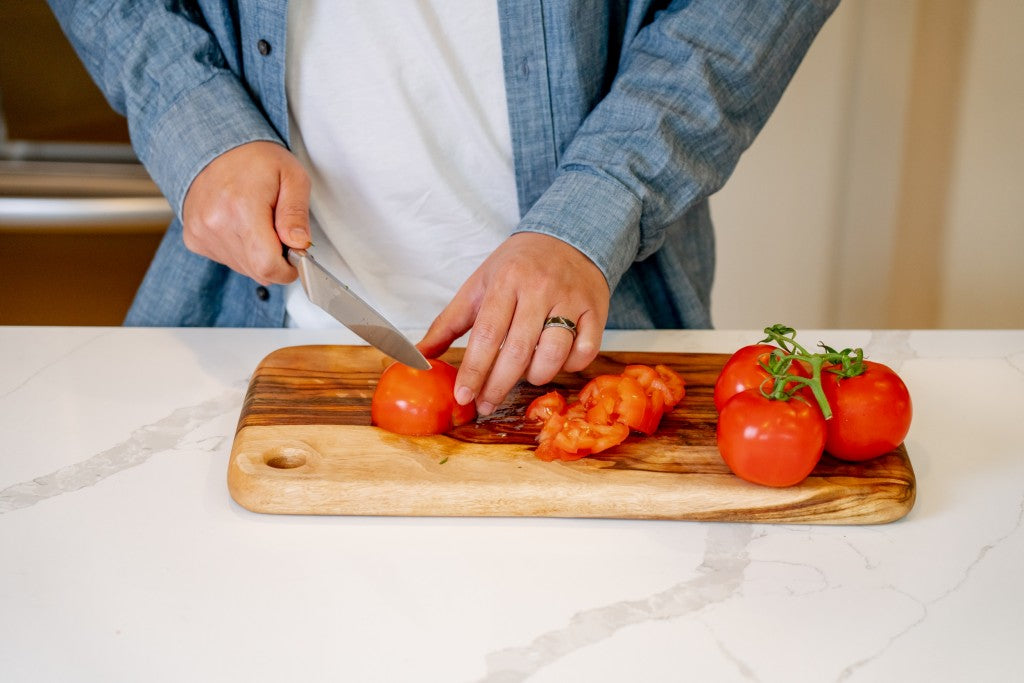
<box><xmin>286</xmin><ymin>248</ymin><xmax>431</xmax><ymax>370</ymax></box>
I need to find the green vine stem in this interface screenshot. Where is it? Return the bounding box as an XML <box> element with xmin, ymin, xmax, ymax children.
<box><xmin>757</xmin><ymin>324</ymin><xmax>867</xmax><ymax>421</ymax></box>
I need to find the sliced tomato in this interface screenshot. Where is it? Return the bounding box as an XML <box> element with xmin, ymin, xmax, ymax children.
<box><xmin>579</xmin><ymin>374</ymin><xmax>662</xmax><ymax>435</ymax></box>
<box><xmin>623</xmin><ymin>364</ymin><xmax>685</xmax><ymax>410</ymax></box>
<box><xmin>536</xmin><ymin>418</ymin><xmax>630</xmax><ymax>462</ymax></box>
<box><xmin>526</xmin><ymin>390</ymin><xmax>567</xmax><ymax>422</ymax></box>
<box><xmin>530</xmin><ymin>364</ymin><xmax>686</xmax><ymax>462</ymax></box>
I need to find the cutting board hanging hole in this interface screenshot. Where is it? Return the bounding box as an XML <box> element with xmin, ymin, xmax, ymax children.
<box><xmin>263</xmin><ymin>446</ymin><xmax>311</xmax><ymax>470</ymax></box>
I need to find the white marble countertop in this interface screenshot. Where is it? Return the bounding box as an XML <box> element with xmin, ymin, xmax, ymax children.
<box><xmin>1</xmin><ymin>327</ymin><xmax>1022</xmax><ymax>682</ymax></box>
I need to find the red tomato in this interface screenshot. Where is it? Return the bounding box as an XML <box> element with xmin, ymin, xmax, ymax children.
<box><xmin>371</xmin><ymin>359</ymin><xmax>476</xmax><ymax>436</ymax></box>
<box><xmin>716</xmin><ymin>389</ymin><xmax>826</xmax><ymax>487</ymax></box>
<box><xmin>713</xmin><ymin>344</ymin><xmax>808</xmax><ymax>412</ymax></box>
<box><xmin>579</xmin><ymin>374</ymin><xmax>662</xmax><ymax>435</ymax></box>
<box><xmin>623</xmin><ymin>364</ymin><xmax>686</xmax><ymax>410</ymax></box>
<box><xmin>529</xmin><ymin>364</ymin><xmax>685</xmax><ymax>463</ymax></box>
<box><xmin>535</xmin><ymin>417</ymin><xmax>630</xmax><ymax>462</ymax></box>
<box><xmin>526</xmin><ymin>391</ymin><xmax>567</xmax><ymax>422</ymax></box>
<box><xmin>820</xmin><ymin>361</ymin><xmax>912</xmax><ymax>461</ymax></box>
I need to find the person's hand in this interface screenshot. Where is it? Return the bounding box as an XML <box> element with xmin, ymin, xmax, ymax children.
<box><xmin>418</xmin><ymin>232</ymin><xmax>610</xmax><ymax>415</ymax></box>
<box><xmin>181</xmin><ymin>141</ymin><xmax>311</xmax><ymax>284</ymax></box>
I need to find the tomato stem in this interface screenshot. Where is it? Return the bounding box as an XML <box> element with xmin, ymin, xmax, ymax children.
<box><xmin>757</xmin><ymin>324</ymin><xmax>869</xmax><ymax>421</ymax></box>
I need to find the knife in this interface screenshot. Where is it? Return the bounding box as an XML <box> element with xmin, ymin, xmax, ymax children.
<box><xmin>286</xmin><ymin>248</ymin><xmax>431</xmax><ymax>370</ymax></box>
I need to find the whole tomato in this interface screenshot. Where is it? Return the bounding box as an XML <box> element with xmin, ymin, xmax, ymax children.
<box><xmin>716</xmin><ymin>389</ymin><xmax>826</xmax><ymax>487</ymax></box>
<box><xmin>713</xmin><ymin>344</ymin><xmax>809</xmax><ymax>412</ymax></box>
<box><xmin>371</xmin><ymin>359</ymin><xmax>476</xmax><ymax>436</ymax></box>
<box><xmin>820</xmin><ymin>361</ymin><xmax>912</xmax><ymax>461</ymax></box>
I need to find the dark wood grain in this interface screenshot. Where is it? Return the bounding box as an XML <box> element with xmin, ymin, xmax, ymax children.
<box><xmin>228</xmin><ymin>345</ymin><xmax>916</xmax><ymax>523</ymax></box>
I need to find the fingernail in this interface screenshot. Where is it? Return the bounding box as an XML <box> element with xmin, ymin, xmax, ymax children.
<box><xmin>455</xmin><ymin>386</ymin><xmax>474</xmax><ymax>406</ymax></box>
<box><xmin>477</xmin><ymin>401</ymin><xmax>495</xmax><ymax>416</ymax></box>
<box><xmin>290</xmin><ymin>228</ymin><xmax>309</xmax><ymax>246</ymax></box>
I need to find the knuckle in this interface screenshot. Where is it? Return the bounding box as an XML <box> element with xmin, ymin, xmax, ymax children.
<box><xmin>469</xmin><ymin>319</ymin><xmax>504</xmax><ymax>347</ymax></box>
<box><xmin>499</xmin><ymin>336</ymin><xmax>533</xmax><ymax>364</ymax></box>
<box><xmin>564</xmin><ymin>341</ymin><xmax>599</xmax><ymax>373</ymax></box>
<box><xmin>533</xmin><ymin>340</ymin><xmax>565</xmax><ymax>366</ymax></box>
<box><xmin>525</xmin><ymin>366</ymin><xmax>556</xmax><ymax>387</ymax></box>
<box><xmin>277</xmin><ymin>203</ymin><xmax>308</xmax><ymax>221</ymax></box>
<box><xmin>480</xmin><ymin>381</ymin><xmax>513</xmax><ymax>409</ymax></box>
<box><xmin>455</xmin><ymin>360</ymin><xmax>486</xmax><ymax>387</ymax></box>
<box><xmin>249</xmin><ymin>250</ymin><xmax>284</xmax><ymax>283</ymax></box>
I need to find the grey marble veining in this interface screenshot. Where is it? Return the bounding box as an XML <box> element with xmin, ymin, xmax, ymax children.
<box><xmin>479</xmin><ymin>525</ymin><xmax>754</xmax><ymax>682</ymax></box>
<box><xmin>0</xmin><ymin>387</ymin><xmax>241</xmax><ymax>514</ymax></box>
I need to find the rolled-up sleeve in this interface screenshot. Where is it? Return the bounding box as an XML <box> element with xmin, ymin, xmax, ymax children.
<box><xmin>516</xmin><ymin>0</ymin><xmax>839</xmax><ymax>291</ymax></box>
<box><xmin>46</xmin><ymin>0</ymin><xmax>283</xmax><ymax>216</ymax></box>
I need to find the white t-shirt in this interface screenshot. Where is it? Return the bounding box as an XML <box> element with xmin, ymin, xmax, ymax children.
<box><xmin>284</xmin><ymin>1</ymin><xmax>520</xmax><ymax>329</ymax></box>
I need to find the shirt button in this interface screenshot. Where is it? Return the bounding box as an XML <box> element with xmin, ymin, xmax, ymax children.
<box><xmin>257</xmin><ymin>39</ymin><xmax>272</xmax><ymax>56</ymax></box>
<box><xmin>255</xmin><ymin>286</ymin><xmax>270</xmax><ymax>301</ymax></box>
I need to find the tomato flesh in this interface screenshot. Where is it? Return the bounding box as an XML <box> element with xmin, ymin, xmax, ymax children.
<box><xmin>526</xmin><ymin>390</ymin><xmax>568</xmax><ymax>423</ymax></box>
<box><xmin>526</xmin><ymin>363</ymin><xmax>679</xmax><ymax>462</ymax></box>
<box><xmin>579</xmin><ymin>374</ymin><xmax>662</xmax><ymax>435</ymax></box>
<box><xmin>371</xmin><ymin>359</ymin><xmax>476</xmax><ymax>436</ymax></box>
<box><xmin>623</xmin><ymin>364</ymin><xmax>686</xmax><ymax>410</ymax></box>
<box><xmin>821</xmin><ymin>361</ymin><xmax>912</xmax><ymax>461</ymax></box>
<box><xmin>716</xmin><ymin>389</ymin><xmax>826</xmax><ymax>487</ymax></box>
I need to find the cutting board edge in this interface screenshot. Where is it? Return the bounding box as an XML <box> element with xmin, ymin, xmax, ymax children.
<box><xmin>227</xmin><ymin>424</ymin><xmax>916</xmax><ymax>525</ymax></box>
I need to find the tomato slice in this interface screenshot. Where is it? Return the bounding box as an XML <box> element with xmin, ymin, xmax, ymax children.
<box><xmin>530</xmin><ymin>364</ymin><xmax>686</xmax><ymax>462</ymax></box>
<box><xmin>623</xmin><ymin>364</ymin><xmax>685</xmax><ymax>410</ymax></box>
<box><xmin>579</xmin><ymin>374</ymin><xmax>662</xmax><ymax>435</ymax></box>
<box><xmin>536</xmin><ymin>419</ymin><xmax>630</xmax><ymax>461</ymax></box>
<box><xmin>526</xmin><ymin>390</ymin><xmax>568</xmax><ymax>422</ymax></box>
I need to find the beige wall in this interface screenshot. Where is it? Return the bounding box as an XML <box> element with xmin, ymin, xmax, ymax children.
<box><xmin>710</xmin><ymin>0</ymin><xmax>1023</xmax><ymax>330</ymax></box>
<box><xmin>940</xmin><ymin>0</ymin><xmax>1024</xmax><ymax>327</ymax></box>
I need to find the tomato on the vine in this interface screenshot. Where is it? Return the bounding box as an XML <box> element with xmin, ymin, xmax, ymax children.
<box><xmin>371</xmin><ymin>359</ymin><xmax>476</xmax><ymax>436</ymax></box>
<box><xmin>714</xmin><ymin>325</ymin><xmax>915</xmax><ymax>487</ymax></box>
<box><xmin>713</xmin><ymin>344</ymin><xmax>808</xmax><ymax>412</ymax></box>
<box><xmin>716</xmin><ymin>388</ymin><xmax>826</xmax><ymax>487</ymax></box>
<box><xmin>821</xmin><ymin>360</ymin><xmax>912</xmax><ymax>461</ymax></box>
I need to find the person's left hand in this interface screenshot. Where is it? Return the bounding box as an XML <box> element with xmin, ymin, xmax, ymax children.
<box><xmin>417</xmin><ymin>232</ymin><xmax>610</xmax><ymax>415</ymax></box>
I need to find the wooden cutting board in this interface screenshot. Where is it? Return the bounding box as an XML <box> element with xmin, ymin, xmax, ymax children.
<box><xmin>228</xmin><ymin>345</ymin><xmax>916</xmax><ymax>524</ymax></box>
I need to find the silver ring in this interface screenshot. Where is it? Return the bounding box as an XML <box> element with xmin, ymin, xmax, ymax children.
<box><xmin>543</xmin><ymin>316</ymin><xmax>578</xmax><ymax>339</ymax></box>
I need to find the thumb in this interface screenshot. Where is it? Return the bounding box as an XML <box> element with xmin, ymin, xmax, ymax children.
<box><xmin>275</xmin><ymin>162</ymin><xmax>311</xmax><ymax>249</ymax></box>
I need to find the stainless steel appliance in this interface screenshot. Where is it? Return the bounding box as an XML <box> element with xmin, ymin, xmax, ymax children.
<box><xmin>0</xmin><ymin>1</ymin><xmax>172</xmax><ymax>324</ymax></box>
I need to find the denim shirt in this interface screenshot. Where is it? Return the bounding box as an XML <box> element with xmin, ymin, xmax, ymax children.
<box><xmin>48</xmin><ymin>0</ymin><xmax>837</xmax><ymax>328</ymax></box>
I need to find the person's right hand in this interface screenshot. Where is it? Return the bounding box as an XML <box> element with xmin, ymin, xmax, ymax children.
<box><xmin>181</xmin><ymin>141</ymin><xmax>312</xmax><ymax>284</ymax></box>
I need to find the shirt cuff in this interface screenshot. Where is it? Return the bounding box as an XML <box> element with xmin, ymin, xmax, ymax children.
<box><xmin>135</xmin><ymin>71</ymin><xmax>284</xmax><ymax>217</ymax></box>
<box><xmin>514</xmin><ymin>169</ymin><xmax>642</xmax><ymax>291</ymax></box>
